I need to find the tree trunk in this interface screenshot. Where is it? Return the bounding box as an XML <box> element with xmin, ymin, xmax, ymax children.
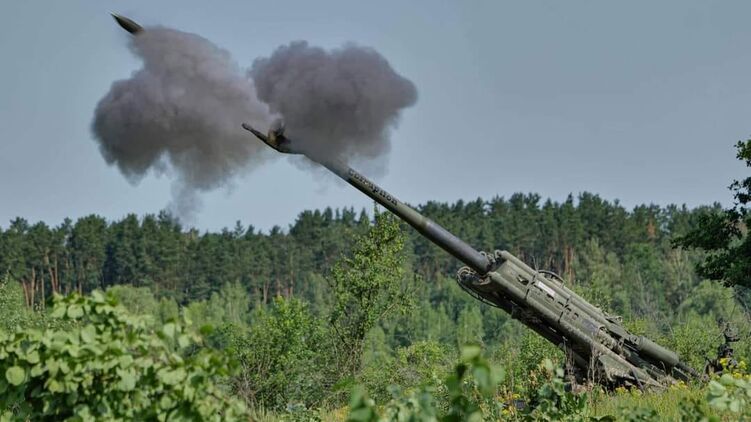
<box><xmin>29</xmin><ymin>268</ymin><xmax>36</xmax><ymax>308</ymax></box>
<box><xmin>63</xmin><ymin>256</ymin><xmax>70</xmax><ymax>295</ymax></box>
<box><xmin>21</xmin><ymin>279</ymin><xmax>30</xmax><ymax>308</ymax></box>
<box><xmin>40</xmin><ymin>268</ymin><xmax>46</xmax><ymax>310</ymax></box>
<box><xmin>51</xmin><ymin>257</ymin><xmax>59</xmax><ymax>294</ymax></box>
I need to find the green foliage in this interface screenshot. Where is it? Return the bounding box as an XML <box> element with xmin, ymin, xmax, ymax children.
<box><xmin>522</xmin><ymin>359</ymin><xmax>608</xmax><ymax>422</ymax></box>
<box><xmin>614</xmin><ymin>405</ymin><xmax>659</xmax><ymax>422</ymax></box>
<box><xmin>329</xmin><ymin>210</ymin><xmax>413</xmax><ymax>375</ymax></box>
<box><xmin>361</xmin><ymin>326</ymin><xmax>393</xmax><ymax>368</ymax></box>
<box><xmin>0</xmin><ymin>187</ymin><xmax>717</xmax><ymax>327</ymax></box>
<box><xmin>442</xmin><ymin>345</ymin><xmax>504</xmax><ymax>421</ymax></box>
<box><xmin>455</xmin><ymin>307</ymin><xmax>483</xmax><ymax>349</ymax></box>
<box><xmin>278</xmin><ymin>403</ymin><xmax>325</xmax><ymax>422</ymax></box>
<box><xmin>184</xmin><ymin>281</ymin><xmax>251</xmax><ymax>332</ymax></box>
<box><xmin>678</xmin><ymin>280</ymin><xmax>737</xmax><ymax>319</ymax></box>
<box><xmin>678</xmin><ymin>398</ymin><xmax>718</xmax><ymax>422</ymax></box>
<box><xmin>227</xmin><ymin>296</ymin><xmax>327</xmax><ymax>410</ymax></box>
<box><xmin>500</xmin><ymin>329</ymin><xmax>563</xmax><ymax>394</ymax></box>
<box><xmin>675</xmin><ymin>140</ymin><xmax>750</xmax><ymax>288</ymax></box>
<box><xmin>669</xmin><ymin>313</ymin><xmax>723</xmax><ymax>370</ymax></box>
<box><xmin>346</xmin><ymin>345</ymin><xmax>503</xmax><ymax>422</ymax></box>
<box><xmin>156</xmin><ymin>297</ymin><xmax>180</xmax><ymax>327</ymax></box>
<box><xmin>706</xmin><ymin>373</ymin><xmax>751</xmax><ymax>416</ymax></box>
<box><xmin>0</xmin><ymin>292</ymin><xmax>248</xmax><ymax>421</ymax></box>
<box><xmin>2</xmin><ymin>143</ymin><xmax>749</xmax><ymax>420</ymax></box>
<box><xmin>105</xmin><ymin>284</ymin><xmax>159</xmax><ymax>318</ymax></box>
<box><xmin>0</xmin><ymin>275</ymin><xmax>34</xmax><ymax>332</ymax></box>
<box><xmin>346</xmin><ymin>387</ymin><xmax>381</xmax><ymax>422</ymax></box>
<box><xmin>572</xmin><ymin>239</ymin><xmax>626</xmax><ymax>315</ymax></box>
<box><xmin>394</xmin><ymin>342</ymin><xmax>451</xmax><ymax>392</ymax></box>
<box><xmin>383</xmin><ymin>285</ymin><xmax>458</xmax><ymax>349</ymax></box>
<box><xmin>360</xmin><ymin>340</ymin><xmax>451</xmax><ymax>404</ymax></box>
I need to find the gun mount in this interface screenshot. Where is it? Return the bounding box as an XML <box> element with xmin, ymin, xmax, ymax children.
<box><xmin>243</xmin><ymin>123</ymin><xmax>700</xmax><ymax>389</ymax></box>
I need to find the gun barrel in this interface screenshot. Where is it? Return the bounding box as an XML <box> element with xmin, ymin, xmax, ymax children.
<box><xmin>319</xmin><ymin>158</ymin><xmax>492</xmax><ymax>275</ymax></box>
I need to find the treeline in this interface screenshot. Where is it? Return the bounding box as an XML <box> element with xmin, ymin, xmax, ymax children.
<box><xmin>0</xmin><ymin>192</ymin><xmax>717</xmax><ymax>316</ymax></box>
<box><xmin>1</xmin><ymin>192</ymin><xmax>748</xmax><ymax>419</ymax></box>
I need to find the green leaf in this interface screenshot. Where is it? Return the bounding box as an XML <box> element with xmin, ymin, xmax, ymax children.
<box><xmin>80</xmin><ymin>325</ymin><xmax>96</xmax><ymax>344</ymax></box>
<box><xmin>30</xmin><ymin>364</ymin><xmax>44</xmax><ymax>377</ymax></box>
<box><xmin>118</xmin><ymin>355</ymin><xmax>134</xmax><ymax>368</ymax></box>
<box><xmin>5</xmin><ymin>366</ymin><xmax>25</xmax><ymax>386</ymax></box>
<box><xmin>471</xmin><ymin>366</ymin><xmax>491</xmax><ymax>394</ymax></box>
<box><xmin>117</xmin><ymin>369</ymin><xmax>136</xmax><ymax>391</ymax></box>
<box><xmin>348</xmin><ymin>408</ymin><xmax>375</xmax><ymax>422</ymax></box>
<box><xmin>720</xmin><ymin>373</ymin><xmax>735</xmax><ymax>386</ymax></box>
<box><xmin>708</xmin><ymin>380</ymin><xmax>726</xmax><ymax>396</ymax></box>
<box><xmin>163</xmin><ymin>323</ymin><xmax>176</xmax><ymax>340</ymax></box>
<box><xmin>160</xmin><ymin>395</ymin><xmax>174</xmax><ymax>410</ymax></box>
<box><xmin>50</xmin><ymin>305</ymin><xmax>67</xmax><ymax>319</ymax></box>
<box><xmin>67</xmin><ymin>304</ymin><xmax>84</xmax><ymax>319</ymax></box>
<box><xmin>467</xmin><ymin>411</ymin><xmax>483</xmax><ymax>422</ymax></box>
<box><xmin>47</xmin><ymin>378</ymin><xmax>63</xmax><ymax>393</ymax></box>
<box><xmin>158</xmin><ymin>368</ymin><xmax>186</xmax><ymax>385</ymax></box>
<box><xmin>460</xmin><ymin>345</ymin><xmax>481</xmax><ymax>362</ymax></box>
<box><xmin>349</xmin><ymin>386</ymin><xmax>366</xmax><ymax>408</ymax></box>
<box><xmin>177</xmin><ymin>334</ymin><xmax>191</xmax><ymax>349</ymax></box>
<box><xmin>46</xmin><ymin>359</ymin><xmax>60</xmax><ymax>376</ymax></box>
<box><xmin>25</xmin><ymin>350</ymin><xmax>40</xmax><ymax>364</ymax></box>
<box><xmin>90</xmin><ymin>290</ymin><xmax>104</xmax><ymax>302</ymax></box>
<box><xmin>729</xmin><ymin>399</ymin><xmax>741</xmax><ymax>413</ymax></box>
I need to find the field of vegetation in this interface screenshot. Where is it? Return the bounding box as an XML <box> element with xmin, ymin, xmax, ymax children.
<box><xmin>0</xmin><ymin>141</ymin><xmax>748</xmax><ymax>420</ymax></box>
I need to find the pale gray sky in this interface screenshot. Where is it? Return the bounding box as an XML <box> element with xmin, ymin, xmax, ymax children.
<box><xmin>0</xmin><ymin>1</ymin><xmax>748</xmax><ymax>232</ymax></box>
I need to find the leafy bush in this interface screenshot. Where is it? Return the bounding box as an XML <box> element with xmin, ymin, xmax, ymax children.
<box><xmin>0</xmin><ymin>276</ymin><xmax>34</xmax><ymax>332</ymax></box>
<box><xmin>521</xmin><ymin>359</ymin><xmax>592</xmax><ymax>421</ymax></box>
<box><xmin>706</xmin><ymin>373</ymin><xmax>751</xmax><ymax>416</ymax></box>
<box><xmin>105</xmin><ymin>284</ymin><xmax>160</xmax><ymax>318</ymax></box>
<box><xmin>347</xmin><ymin>344</ymin><xmax>503</xmax><ymax>421</ymax></box>
<box><xmin>227</xmin><ymin>296</ymin><xmax>328</xmax><ymax>410</ymax></box>
<box><xmin>0</xmin><ymin>291</ymin><xmax>248</xmax><ymax>421</ymax></box>
<box><xmin>497</xmin><ymin>329</ymin><xmax>563</xmax><ymax>396</ymax></box>
<box><xmin>359</xmin><ymin>340</ymin><xmax>451</xmax><ymax>404</ymax></box>
<box><xmin>668</xmin><ymin>312</ymin><xmax>722</xmax><ymax>371</ymax></box>
<box><xmin>329</xmin><ymin>210</ymin><xmax>413</xmax><ymax>378</ymax></box>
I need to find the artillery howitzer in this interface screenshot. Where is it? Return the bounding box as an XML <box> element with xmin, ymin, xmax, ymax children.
<box><xmin>243</xmin><ymin>122</ymin><xmax>700</xmax><ymax>389</ymax></box>
<box><xmin>108</xmin><ymin>11</ymin><xmax>701</xmax><ymax>390</ymax></box>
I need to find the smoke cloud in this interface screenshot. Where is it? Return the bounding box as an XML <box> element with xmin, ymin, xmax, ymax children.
<box><xmin>251</xmin><ymin>41</ymin><xmax>417</xmax><ymax>171</ymax></box>
<box><xmin>92</xmin><ymin>27</ymin><xmax>272</xmax><ymax>220</ymax></box>
<box><xmin>93</xmin><ymin>27</ymin><xmax>417</xmax><ymax>221</ymax></box>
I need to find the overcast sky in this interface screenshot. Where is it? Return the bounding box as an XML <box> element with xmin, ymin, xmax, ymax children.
<box><xmin>1</xmin><ymin>1</ymin><xmax>749</xmax><ymax>232</ymax></box>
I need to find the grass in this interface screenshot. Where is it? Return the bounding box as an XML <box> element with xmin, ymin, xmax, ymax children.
<box><xmin>248</xmin><ymin>384</ymin><xmax>738</xmax><ymax>421</ymax></box>
<box><xmin>587</xmin><ymin>385</ymin><xmax>712</xmax><ymax>420</ymax></box>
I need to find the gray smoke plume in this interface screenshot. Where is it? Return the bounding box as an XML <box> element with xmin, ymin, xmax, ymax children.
<box><xmin>250</xmin><ymin>41</ymin><xmax>417</xmax><ymax>172</ymax></box>
<box><xmin>94</xmin><ymin>28</ymin><xmax>417</xmax><ymax>221</ymax></box>
<box><xmin>92</xmin><ymin>27</ymin><xmax>272</xmax><ymax>220</ymax></box>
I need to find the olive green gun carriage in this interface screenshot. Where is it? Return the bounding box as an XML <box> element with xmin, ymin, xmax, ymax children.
<box><xmin>243</xmin><ymin>122</ymin><xmax>700</xmax><ymax>389</ymax></box>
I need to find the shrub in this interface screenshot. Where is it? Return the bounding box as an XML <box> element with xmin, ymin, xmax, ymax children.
<box><xmin>0</xmin><ymin>276</ymin><xmax>37</xmax><ymax>332</ymax></box>
<box><xmin>521</xmin><ymin>359</ymin><xmax>588</xmax><ymax>421</ymax></box>
<box><xmin>359</xmin><ymin>340</ymin><xmax>451</xmax><ymax>404</ymax></box>
<box><xmin>0</xmin><ymin>291</ymin><xmax>247</xmax><ymax>421</ymax></box>
<box><xmin>227</xmin><ymin>297</ymin><xmax>328</xmax><ymax>410</ymax></box>
<box><xmin>347</xmin><ymin>345</ymin><xmax>503</xmax><ymax>421</ymax></box>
